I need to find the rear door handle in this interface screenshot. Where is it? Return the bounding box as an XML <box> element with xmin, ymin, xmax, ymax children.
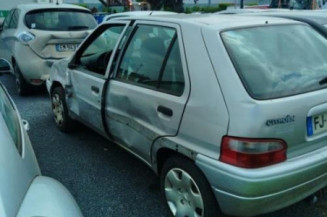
<box><xmin>157</xmin><ymin>106</ymin><xmax>173</xmax><ymax>117</ymax></box>
<box><xmin>91</xmin><ymin>86</ymin><xmax>99</xmax><ymax>93</ymax></box>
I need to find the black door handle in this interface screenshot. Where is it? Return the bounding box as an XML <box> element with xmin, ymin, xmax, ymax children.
<box><xmin>157</xmin><ymin>106</ymin><xmax>173</xmax><ymax>117</ymax></box>
<box><xmin>91</xmin><ymin>86</ymin><xmax>99</xmax><ymax>93</ymax></box>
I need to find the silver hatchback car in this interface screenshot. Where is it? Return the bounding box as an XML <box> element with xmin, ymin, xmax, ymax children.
<box><xmin>47</xmin><ymin>14</ymin><xmax>327</xmax><ymax>217</ymax></box>
<box><xmin>0</xmin><ymin>4</ymin><xmax>97</xmax><ymax>95</ymax></box>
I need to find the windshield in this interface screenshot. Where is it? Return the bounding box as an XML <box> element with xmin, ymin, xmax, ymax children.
<box><xmin>222</xmin><ymin>24</ymin><xmax>327</xmax><ymax>100</ymax></box>
<box><xmin>25</xmin><ymin>9</ymin><xmax>97</xmax><ymax>31</ymax></box>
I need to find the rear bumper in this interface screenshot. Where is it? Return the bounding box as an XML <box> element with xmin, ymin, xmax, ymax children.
<box><xmin>14</xmin><ymin>45</ymin><xmax>58</xmax><ymax>86</ymax></box>
<box><xmin>16</xmin><ymin>176</ymin><xmax>83</xmax><ymax>217</ymax></box>
<box><xmin>195</xmin><ymin>146</ymin><xmax>327</xmax><ymax>217</ymax></box>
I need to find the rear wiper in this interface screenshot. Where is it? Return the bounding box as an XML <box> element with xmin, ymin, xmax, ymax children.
<box><xmin>68</xmin><ymin>26</ymin><xmax>89</xmax><ymax>30</ymax></box>
<box><xmin>319</xmin><ymin>77</ymin><xmax>327</xmax><ymax>85</ymax></box>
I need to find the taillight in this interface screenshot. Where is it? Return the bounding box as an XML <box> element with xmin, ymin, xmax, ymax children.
<box><xmin>219</xmin><ymin>136</ymin><xmax>287</xmax><ymax>168</ymax></box>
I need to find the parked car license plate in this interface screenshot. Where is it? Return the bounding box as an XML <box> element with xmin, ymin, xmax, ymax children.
<box><xmin>307</xmin><ymin>113</ymin><xmax>327</xmax><ymax>136</ymax></box>
<box><xmin>55</xmin><ymin>44</ymin><xmax>79</xmax><ymax>52</ymax></box>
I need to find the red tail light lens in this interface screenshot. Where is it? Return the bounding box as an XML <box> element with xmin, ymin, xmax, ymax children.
<box><xmin>219</xmin><ymin>136</ymin><xmax>287</xmax><ymax>168</ymax></box>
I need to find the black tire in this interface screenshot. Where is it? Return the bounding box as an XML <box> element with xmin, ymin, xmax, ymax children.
<box><xmin>51</xmin><ymin>86</ymin><xmax>74</xmax><ymax>132</ymax></box>
<box><xmin>160</xmin><ymin>156</ymin><xmax>222</xmax><ymax>217</ymax></box>
<box><xmin>14</xmin><ymin>64</ymin><xmax>30</xmax><ymax>96</ymax></box>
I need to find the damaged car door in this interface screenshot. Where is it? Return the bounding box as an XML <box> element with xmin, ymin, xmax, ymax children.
<box><xmin>105</xmin><ymin>22</ymin><xmax>190</xmax><ymax>163</ymax></box>
<box><xmin>66</xmin><ymin>23</ymin><xmax>128</xmax><ymax>135</ymax></box>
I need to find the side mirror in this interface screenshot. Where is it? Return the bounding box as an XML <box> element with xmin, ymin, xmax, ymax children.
<box><xmin>22</xmin><ymin>119</ymin><xmax>30</xmax><ymax>131</ymax></box>
<box><xmin>0</xmin><ymin>59</ymin><xmax>10</xmax><ymax>75</ymax></box>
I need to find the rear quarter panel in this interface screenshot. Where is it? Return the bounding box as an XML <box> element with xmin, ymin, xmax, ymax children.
<box><xmin>173</xmin><ymin>22</ymin><xmax>229</xmax><ymax>160</ymax></box>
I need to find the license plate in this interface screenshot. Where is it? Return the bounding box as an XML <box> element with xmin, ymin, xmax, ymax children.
<box><xmin>307</xmin><ymin>113</ymin><xmax>327</xmax><ymax>136</ymax></box>
<box><xmin>55</xmin><ymin>44</ymin><xmax>79</xmax><ymax>52</ymax></box>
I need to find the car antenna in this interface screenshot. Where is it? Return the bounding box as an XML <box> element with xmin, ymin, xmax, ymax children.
<box><xmin>56</xmin><ymin>0</ymin><xmax>59</xmax><ymax>5</ymax></box>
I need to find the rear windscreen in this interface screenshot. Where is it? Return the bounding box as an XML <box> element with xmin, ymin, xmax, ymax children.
<box><xmin>25</xmin><ymin>9</ymin><xmax>97</xmax><ymax>31</ymax></box>
<box><xmin>222</xmin><ymin>24</ymin><xmax>327</xmax><ymax>100</ymax></box>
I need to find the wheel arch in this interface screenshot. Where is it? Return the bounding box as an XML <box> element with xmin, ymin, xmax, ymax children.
<box><xmin>50</xmin><ymin>81</ymin><xmax>64</xmax><ymax>95</ymax></box>
<box><xmin>153</xmin><ymin>138</ymin><xmax>197</xmax><ymax>175</ymax></box>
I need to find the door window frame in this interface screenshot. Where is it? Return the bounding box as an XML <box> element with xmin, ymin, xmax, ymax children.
<box><xmin>68</xmin><ymin>21</ymin><xmax>131</xmax><ymax>79</ymax></box>
<box><xmin>111</xmin><ymin>20</ymin><xmax>190</xmax><ymax>97</ymax></box>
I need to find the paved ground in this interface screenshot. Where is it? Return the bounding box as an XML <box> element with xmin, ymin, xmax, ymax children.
<box><xmin>1</xmin><ymin>73</ymin><xmax>326</xmax><ymax>217</ymax></box>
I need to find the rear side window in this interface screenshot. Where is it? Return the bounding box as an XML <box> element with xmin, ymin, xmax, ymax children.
<box><xmin>116</xmin><ymin>25</ymin><xmax>185</xmax><ymax>96</ymax></box>
<box><xmin>222</xmin><ymin>24</ymin><xmax>327</xmax><ymax>100</ymax></box>
<box><xmin>9</xmin><ymin>9</ymin><xmax>19</xmax><ymax>29</ymax></box>
<box><xmin>0</xmin><ymin>86</ymin><xmax>22</xmax><ymax>154</ymax></box>
<box><xmin>25</xmin><ymin>9</ymin><xmax>97</xmax><ymax>31</ymax></box>
<box><xmin>3</xmin><ymin>9</ymin><xmax>14</xmax><ymax>29</ymax></box>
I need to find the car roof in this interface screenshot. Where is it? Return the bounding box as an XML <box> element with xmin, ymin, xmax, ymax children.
<box><xmin>106</xmin><ymin>13</ymin><xmax>301</xmax><ymax>31</ymax></box>
<box><xmin>16</xmin><ymin>3</ymin><xmax>90</xmax><ymax>13</ymax></box>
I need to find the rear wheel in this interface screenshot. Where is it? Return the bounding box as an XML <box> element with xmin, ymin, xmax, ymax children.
<box><xmin>51</xmin><ymin>86</ymin><xmax>74</xmax><ymax>132</ymax></box>
<box><xmin>160</xmin><ymin>156</ymin><xmax>221</xmax><ymax>217</ymax></box>
<box><xmin>14</xmin><ymin>64</ymin><xmax>30</xmax><ymax>96</ymax></box>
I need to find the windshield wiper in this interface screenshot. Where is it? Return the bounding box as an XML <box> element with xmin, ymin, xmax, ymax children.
<box><xmin>319</xmin><ymin>77</ymin><xmax>327</xmax><ymax>85</ymax></box>
<box><xmin>68</xmin><ymin>26</ymin><xmax>89</xmax><ymax>30</ymax></box>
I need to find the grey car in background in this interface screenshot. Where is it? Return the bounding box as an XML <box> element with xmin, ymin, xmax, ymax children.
<box><xmin>47</xmin><ymin>14</ymin><xmax>327</xmax><ymax>217</ymax></box>
<box><xmin>0</xmin><ymin>81</ymin><xmax>83</xmax><ymax>217</ymax></box>
<box><xmin>0</xmin><ymin>4</ymin><xmax>97</xmax><ymax>95</ymax></box>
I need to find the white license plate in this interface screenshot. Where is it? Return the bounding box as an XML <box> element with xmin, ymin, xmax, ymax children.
<box><xmin>307</xmin><ymin>113</ymin><xmax>327</xmax><ymax>136</ymax></box>
<box><xmin>55</xmin><ymin>44</ymin><xmax>79</xmax><ymax>52</ymax></box>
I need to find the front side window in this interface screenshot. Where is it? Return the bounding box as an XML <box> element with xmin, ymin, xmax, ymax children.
<box><xmin>0</xmin><ymin>85</ymin><xmax>22</xmax><ymax>154</ymax></box>
<box><xmin>222</xmin><ymin>24</ymin><xmax>327</xmax><ymax>99</ymax></box>
<box><xmin>25</xmin><ymin>9</ymin><xmax>97</xmax><ymax>31</ymax></box>
<box><xmin>116</xmin><ymin>24</ymin><xmax>185</xmax><ymax>95</ymax></box>
<box><xmin>77</xmin><ymin>25</ymin><xmax>125</xmax><ymax>75</ymax></box>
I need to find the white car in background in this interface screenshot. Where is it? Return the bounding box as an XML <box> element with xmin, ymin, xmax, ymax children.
<box><xmin>0</xmin><ymin>80</ymin><xmax>83</xmax><ymax>217</ymax></box>
<box><xmin>0</xmin><ymin>4</ymin><xmax>97</xmax><ymax>95</ymax></box>
<box><xmin>103</xmin><ymin>10</ymin><xmax>177</xmax><ymax>22</ymax></box>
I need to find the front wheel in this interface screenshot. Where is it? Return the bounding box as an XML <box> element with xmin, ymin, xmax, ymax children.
<box><xmin>51</xmin><ymin>87</ymin><xmax>74</xmax><ymax>132</ymax></box>
<box><xmin>160</xmin><ymin>156</ymin><xmax>222</xmax><ymax>217</ymax></box>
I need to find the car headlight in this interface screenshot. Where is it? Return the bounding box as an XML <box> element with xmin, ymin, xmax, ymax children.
<box><xmin>17</xmin><ymin>32</ymin><xmax>35</xmax><ymax>44</ymax></box>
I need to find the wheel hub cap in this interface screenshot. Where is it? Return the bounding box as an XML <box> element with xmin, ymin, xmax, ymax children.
<box><xmin>164</xmin><ymin>168</ymin><xmax>204</xmax><ymax>217</ymax></box>
<box><xmin>52</xmin><ymin>94</ymin><xmax>64</xmax><ymax>126</ymax></box>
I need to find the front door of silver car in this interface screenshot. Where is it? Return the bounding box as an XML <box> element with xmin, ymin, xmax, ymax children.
<box><xmin>105</xmin><ymin>22</ymin><xmax>190</xmax><ymax>162</ymax></box>
<box><xmin>66</xmin><ymin>23</ymin><xmax>128</xmax><ymax>135</ymax></box>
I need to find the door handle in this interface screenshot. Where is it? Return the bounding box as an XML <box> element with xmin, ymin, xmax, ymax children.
<box><xmin>157</xmin><ymin>106</ymin><xmax>173</xmax><ymax>117</ymax></box>
<box><xmin>91</xmin><ymin>86</ymin><xmax>99</xmax><ymax>93</ymax></box>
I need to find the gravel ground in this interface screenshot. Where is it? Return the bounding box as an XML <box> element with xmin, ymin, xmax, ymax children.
<box><xmin>1</xmin><ymin>73</ymin><xmax>326</xmax><ymax>217</ymax></box>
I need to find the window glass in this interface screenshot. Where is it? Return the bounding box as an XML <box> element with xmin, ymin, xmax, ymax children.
<box><xmin>0</xmin><ymin>86</ymin><xmax>22</xmax><ymax>154</ymax></box>
<box><xmin>117</xmin><ymin>25</ymin><xmax>176</xmax><ymax>89</ymax></box>
<box><xmin>8</xmin><ymin>9</ymin><xmax>19</xmax><ymax>29</ymax></box>
<box><xmin>79</xmin><ymin>25</ymin><xmax>125</xmax><ymax>75</ymax></box>
<box><xmin>25</xmin><ymin>9</ymin><xmax>97</xmax><ymax>31</ymax></box>
<box><xmin>222</xmin><ymin>24</ymin><xmax>327</xmax><ymax>99</ymax></box>
<box><xmin>159</xmin><ymin>40</ymin><xmax>185</xmax><ymax>95</ymax></box>
<box><xmin>3</xmin><ymin>9</ymin><xmax>14</xmax><ymax>29</ymax></box>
